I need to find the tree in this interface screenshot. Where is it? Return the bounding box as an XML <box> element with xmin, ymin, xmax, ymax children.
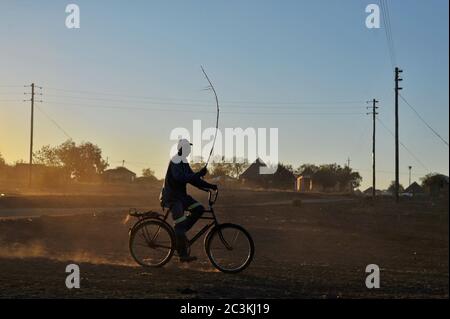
<box><xmin>314</xmin><ymin>164</ymin><xmax>338</xmax><ymax>189</ymax></box>
<box><xmin>142</xmin><ymin>168</ymin><xmax>156</xmax><ymax>178</ymax></box>
<box><xmin>190</xmin><ymin>160</ymin><xmax>208</xmax><ymax>176</ymax></box>
<box><xmin>296</xmin><ymin>163</ymin><xmax>361</xmax><ymax>191</ymax></box>
<box><xmin>421</xmin><ymin>173</ymin><xmax>448</xmax><ymax>196</ymax></box>
<box><xmin>33</xmin><ymin>140</ymin><xmax>108</xmax><ymax>182</ymax></box>
<box><xmin>229</xmin><ymin>158</ymin><xmax>248</xmax><ymax>179</ymax></box>
<box><xmin>337</xmin><ymin>166</ymin><xmax>362</xmax><ymax>189</ymax></box>
<box><xmin>58</xmin><ymin>140</ymin><xmax>108</xmax><ymax>181</ymax></box>
<box><xmin>296</xmin><ymin>164</ymin><xmax>319</xmax><ymax>176</ymax></box>
<box><xmin>387</xmin><ymin>181</ymin><xmax>404</xmax><ymax>194</ymax></box>
<box><xmin>0</xmin><ymin>152</ymin><xmax>5</xmax><ymax>167</ymax></box>
<box><xmin>34</xmin><ymin>145</ymin><xmax>61</xmax><ymax>166</ymax></box>
<box><xmin>211</xmin><ymin>160</ymin><xmax>233</xmax><ymax>177</ymax></box>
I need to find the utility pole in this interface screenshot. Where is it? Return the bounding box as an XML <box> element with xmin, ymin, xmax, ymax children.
<box><xmin>395</xmin><ymin>67</ymin><xmax>403</xmax><ymax>202</ymax></box>
<box><xmin>122</xmin><ymin>160</ymin><xmax>125</xmax><ymax>167</ymax></box>
<box><xmin>408</xmin><ymin>166</ymin><xmax>412</xmax><ymax>186</ymax></box>
<box><xmin>346</xmin><ymin>157</ymin><xmax>351</xmax><ymax>168</ymax></box>
<box><xmin>29</xmin><ymin>83</ymin><xmax>34</xmax><ymax>187</ymax></box>
<box><xmin>367</xmin><ymin>99</ymin><xmax>379</xmax><ymax>199</ymax></box>
<box><xmin>24</xmin><ymin>83</ymin><xmax>42</xmax><ymax>187</ymax></box>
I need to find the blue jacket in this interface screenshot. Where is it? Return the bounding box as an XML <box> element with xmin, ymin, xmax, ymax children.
<box><xmin>160</xmin><ymin>160</ymin><xmax>214</xmax><ymax>204</ymax></box>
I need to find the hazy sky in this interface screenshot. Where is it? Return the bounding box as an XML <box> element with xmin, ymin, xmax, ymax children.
<box><xmin>0</xmin><ymin>0</ymin><xmax>448</xmax><ymax>189</ymax></box>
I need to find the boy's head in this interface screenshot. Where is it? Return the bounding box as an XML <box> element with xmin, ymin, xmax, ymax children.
<box><xmin>177</xmin><ymin>139</ymin><xmax>192</xmax><ymax>157</ymax></box>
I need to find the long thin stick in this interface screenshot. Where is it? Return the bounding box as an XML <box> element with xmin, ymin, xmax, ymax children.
<box><xmin>201</xmin><ymin>66</ymin><xmax>220</xmax><ymax>168</ymax></box>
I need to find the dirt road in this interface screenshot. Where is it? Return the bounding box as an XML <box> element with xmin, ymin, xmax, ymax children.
<box><xmin>0</xmin><ymin>190</ymin><xmax>448</xmax><ymax>298</ymax></box>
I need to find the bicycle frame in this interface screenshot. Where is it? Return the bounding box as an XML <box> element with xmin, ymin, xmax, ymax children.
<box><xmin>162</xmin><ymin>189</ymin><xmax>220</xmax><ymax>247</ymax></box>
<box><xmin>187</xmin><ymin>207</ymin><xmax>217</xmax><ymax>247</ymax></box>
<box><xmin>130</xmin><ymin>189</ymin><xmax>229</xmax><ymax>249</ymax></box>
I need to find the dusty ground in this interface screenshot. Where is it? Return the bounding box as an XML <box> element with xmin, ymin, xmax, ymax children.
<box><xmin>0</xmin><ymin>189</ymin><xmax>448</xmax><ymax>298</ymax></box>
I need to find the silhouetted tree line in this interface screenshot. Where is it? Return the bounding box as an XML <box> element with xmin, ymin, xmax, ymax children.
<box><xmin>296</xmin><ymin>163</ymin><xmax>362</xmax><ymax>191</ymax></box>
<box><xmin>33</xmin><ymin>140</ymin><xmax>108</xmax><ymax>182</ymax></box>
<box><xmin>190</xmin><ymin>158</ymin><xmax>249</xmax><ymax>179</ymax></box>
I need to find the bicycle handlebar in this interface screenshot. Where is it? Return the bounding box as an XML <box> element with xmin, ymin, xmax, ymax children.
<box><xmin>200</xmin><ymin>187</ymin><xmax>219</xmax><ymax>206</ymax></box>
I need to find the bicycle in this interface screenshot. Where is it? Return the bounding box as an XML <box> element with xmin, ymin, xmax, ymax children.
<box><xmin>128</xmin><ymin>188</ymin><xmax>255</xmax><ymax>273</ymax></box>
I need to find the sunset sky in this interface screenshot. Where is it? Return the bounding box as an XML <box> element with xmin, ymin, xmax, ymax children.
<box><xmin>0</xmin><ymin>0</ymin><xmax>448</xmax><ymax>189</ymax></box>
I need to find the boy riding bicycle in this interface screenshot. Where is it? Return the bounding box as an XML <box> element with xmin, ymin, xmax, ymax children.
<box><xmin>160</xmin><ymin>139</ymin><xmax>217</xmax><ymax>262</ymax></box>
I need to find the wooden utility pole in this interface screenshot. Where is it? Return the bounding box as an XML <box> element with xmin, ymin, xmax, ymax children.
<box><xmin>367</xmin><ymin>99</ymin><xmax>379</xmax><ymax>199</ymax></box>
<box><xmin>395</xmin><ymin>67</ymin><xmax>403</xmax><ymax>202</ymax></box>
<box><xmin>25</xmin><ymin>83</ymin><xmax>42</xmax><ymax>187</ymax></box>
<box><xmin>29</xmin><ymin>83</ymin><xmax>35</xmax><ymax>187</ymax></box>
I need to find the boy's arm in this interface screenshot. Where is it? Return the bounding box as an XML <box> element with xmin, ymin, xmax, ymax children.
<box><xmin>171</xmin><ymin>163</ymin><xmax>216</xmax><ymax>189</ymax></box>
<box><xmin>190</xmin><ymin>175</ymin><xmax>217</xmax><ymax>190</ymax></box>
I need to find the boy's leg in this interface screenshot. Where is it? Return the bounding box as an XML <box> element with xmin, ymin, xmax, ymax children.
<box><xmin>170</xmin><ymin>201</ymin><xmax>189</xmax><ymax>257</ymax></box>
<box><xmin>182</xmin><ymin>197</ymin><xmax>205</xmax><ymax>232</ymax></box>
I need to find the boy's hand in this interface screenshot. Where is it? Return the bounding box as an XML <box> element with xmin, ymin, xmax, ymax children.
<box><xmin>199</xmin><ymin>167</ymin><xmax>208</xmax><ymax>177</ymax></box>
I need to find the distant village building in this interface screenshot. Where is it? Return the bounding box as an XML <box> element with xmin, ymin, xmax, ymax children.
<box><xmin>295</xmin><ymin>175</ymin><xmax>313</xmax><ymax>192</ymax></box>
<box><xmin>239</xmin><ymin>158</ymin><xmax>266</xmax><ymax>184</ymax></box>
<box><xmin>135</xmin><ymin>176</ymin><xmax>158</xmax><ymax>185</ymax></box>
<box><xmin>363</xmin><ymin>187</ymin><xmax>382</xmax><ymax>196</ymax></box>
<box><xmin>404</xmin><ymin>182</ymin><xmax>424</xmax><ymax>196</ymax></box>
<box><xmin>239</xmin><ymin>158</ymin><xmax>295</xmax><ymax>190</ymax></box>
<box><xmin>103</xmin><ymin>166</ymin><xmax>136</xmax><ymax>183</ymax></box>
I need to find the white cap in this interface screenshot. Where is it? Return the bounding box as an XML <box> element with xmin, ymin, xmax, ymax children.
<box><xmin>177</xmin><ymin>138</ymin><xmax>192</xmax><ymax>150</ymax></box>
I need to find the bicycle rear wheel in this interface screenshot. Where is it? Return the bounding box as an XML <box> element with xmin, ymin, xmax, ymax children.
<box><xmin>205</xmin><ymin>223</ymin><xmax>254</xmax><ymax>273</ymax></box>
<box><xmin>129</xmin><ymin>219</ymin><xmax>175</xmax><ymax>267</ymax></box>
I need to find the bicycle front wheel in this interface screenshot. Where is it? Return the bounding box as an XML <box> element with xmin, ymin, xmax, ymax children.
<box><xmin>205</xmin><ymin>223</ymin><xmax>254</xmax><ymax>273</ymax></box>
<box><xmin>129</xmin><ymin>219</ymin><xmax>175</xmax><ymax>267</ymax></box>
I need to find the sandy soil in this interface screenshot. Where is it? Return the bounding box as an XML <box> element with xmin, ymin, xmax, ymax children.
<box><xmin>0</xmin><ymin>189</ymin><xmax>448</xmax><ymax>298</ymax></box>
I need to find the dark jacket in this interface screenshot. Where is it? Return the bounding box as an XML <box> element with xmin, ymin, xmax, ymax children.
<box><xmin>160</xmin><ymin>160</ymin><xmax>214</xmax><ymax>204</ymax></box>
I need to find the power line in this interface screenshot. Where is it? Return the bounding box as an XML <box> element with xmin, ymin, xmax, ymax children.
<box><xmin>41</xmin><ymin>94</ymin><xmax>366</xmax><ymax>109</ymax></box>
<box><xmin>354</xmin><ymin>167</ymin><xmax>426</xmax><ymax>176</ymax></box>
<box><xmin>377</xmin><ymin>117</ymin><xmax>429</xmax><ymax>171</ymax></box>
<box><xmin>36</xmin><ymin>105</ymin><xmax>72</xmax><ymax>140</ymax></box>
<box><xmin>399</xmin><ymin>94</ymin><xmax>449</xmax><ymax>147</ymax></box>
<box><xmin>383</xmin><ymin>0</ymin><xmax>397</xmax><ymax>65</ymax></box>
<box><xmin>40</xmin><ymin>101</ymin><xmax>366</xmax><ymax>116</ymax></box>
<box><xmin>379</xmin><ymin>0</ymin><xmax>397</xmax><ymax>69</ymax></box>
<box><xmin>43</xmin><ymin>86</ymin><xmax>365</xmax><ymax>106</ymax></box>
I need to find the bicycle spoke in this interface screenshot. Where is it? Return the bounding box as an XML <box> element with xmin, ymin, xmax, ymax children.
<box><xmin>130</xmin><ymin>220</ymin><xmax>174</xmax><ymax>267</ymax></box>
<box><xmin>207</xmin><ymin>225</ymin><xmax>254</xmax><ymax>273</ymax></box>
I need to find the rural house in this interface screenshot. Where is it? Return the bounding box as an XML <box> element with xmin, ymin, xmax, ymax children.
<box><xmin>404</xmin><ymin>182</ymin><xmax>425</xmax><ymax>196</ymax></box>
<box><xmin>239</xmin><ymin>158</ymin><xmax>295</xmax><ymax>190</ymax></box>
<box><xmin>295</xmin><ymin>175</ymin><xmax>313</xmax><ymax>192</ymax></box>
<box><xmin>103</xmin><ymin>166</ymin><xmax>136</xmax><ymax>183</ymax></box>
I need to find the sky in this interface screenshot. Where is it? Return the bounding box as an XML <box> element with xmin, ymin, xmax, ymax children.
<box><xmin>0</xmin><ymin>0</ymin><xmax>448</xmax><ymax>189</ymax></box>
